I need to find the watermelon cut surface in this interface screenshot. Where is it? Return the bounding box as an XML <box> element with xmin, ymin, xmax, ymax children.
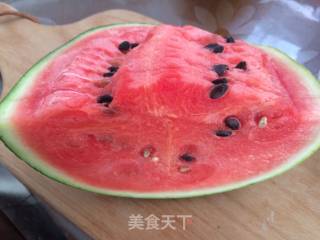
<box><xmin>0</xmin><ymin>23</ymin><xmax>320</xmax><ymax>198</ymax></box>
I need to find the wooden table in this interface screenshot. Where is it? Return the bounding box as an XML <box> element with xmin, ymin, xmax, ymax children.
<box><xmin>0</xmin><ymin>3</ymin><xmax>320</xmax><ymax>240</ymax></box>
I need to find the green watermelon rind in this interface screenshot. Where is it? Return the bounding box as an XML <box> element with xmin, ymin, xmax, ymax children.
<box><xmin>0</xmin><ymin>24</ymin><xmax>320</xmax><ymax>198</ymax></box>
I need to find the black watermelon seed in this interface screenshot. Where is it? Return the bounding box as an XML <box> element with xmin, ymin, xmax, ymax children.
<box><xmin>205</xmin><ymin>43</ymin><xmax>224</xmax><ymax>53</ymax></box>
<box><xmin>103</xmin><ymin>72</ymin><xmax>114</xmax><ymax>77</ymax></box>
<box><xmin>224</xmin><ymin>116</ymin><xmax>240</xmax><ymax>130</ymax></box>
<box><xmin>225</xmin><ymin>36</ymin><xmax>235</xmax><ymax>43</ymax></box>
<box><xmin>179</xmin><ymin>153</ymin><xmax>196</xmax><ymax>162</ymax></box>
<box><xmin>108</xmin><ymin>66</ymin><xmax>119</xmax><ymax>73</ymax></box>
<box><xmin>235</xmin><ymin>61</ymin><xmax>247</xmax><ymax>70</ymax></box>
<box><xmin>215</xmin><ymin>130</ymin><xmax>232</xmax><ymax>137</ymax></box>
<box><xmin>130</xmin><ymin>43</ymin><xmax>139</xmax><ymax>49</ymax></box>
<box><xmin>97</xmin><ymin>94</ymin><xmax>113</xmax><ymax>104</ymax></box>
<box><xmin>210</xmin><ymin>83</ymin><xmax>228</xmax><ymax>99</ymax></box>
<box><xmin>212</xmin><ymin>78</ymin><xmax>228</xmax><ymax>85</ymax></box>
<box><xmin>118</xmin><ymin>41</ymin><xmax>131</xmax><ymax>52</ymax></box>
<box><xmin>213</xmin><ymin>64</ymin><xmax>229</xmax><ymax>76</ymax></box>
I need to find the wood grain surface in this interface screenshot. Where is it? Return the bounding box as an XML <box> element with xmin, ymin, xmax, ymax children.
<box><xmin>0</xmin><ymin>4</ymin><xmax>319</xmax><ymax>240</ymax></box>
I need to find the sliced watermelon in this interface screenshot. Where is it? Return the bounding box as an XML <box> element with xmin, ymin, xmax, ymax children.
<box><xmin>0</xmin><ymin>23</ymin><xmax>320</xmax><ymax>198</ymax></box>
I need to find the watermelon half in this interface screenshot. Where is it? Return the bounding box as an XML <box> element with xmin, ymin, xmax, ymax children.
<box><xmin>0</xmin><ymin>23</ymin><xmax>320</xmax><ymax>198</ymax></box>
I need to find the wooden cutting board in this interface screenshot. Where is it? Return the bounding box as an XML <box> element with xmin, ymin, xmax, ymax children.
<box><xmin>0</xmin><ymin>4</ymin><xmax>320</xmax><ymax>240</ymax></box>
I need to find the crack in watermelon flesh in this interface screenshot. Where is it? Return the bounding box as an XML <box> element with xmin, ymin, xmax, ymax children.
<box><xmin>2</xmin><ymin>24</ymin><xmax>320</xmax><ymax>195</ymax></box>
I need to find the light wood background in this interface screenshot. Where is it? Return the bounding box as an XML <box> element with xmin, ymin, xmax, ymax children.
<box><xmin>0</xmin><ymin>4</ymin><xmax>319</xmax><ymax>240</ymax></box>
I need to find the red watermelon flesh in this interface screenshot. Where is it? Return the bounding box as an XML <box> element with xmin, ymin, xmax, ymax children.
<box><xmin>1</xmin><ymin>24</ymin><xmax>320</xmax><ymax>197</ymax></box>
